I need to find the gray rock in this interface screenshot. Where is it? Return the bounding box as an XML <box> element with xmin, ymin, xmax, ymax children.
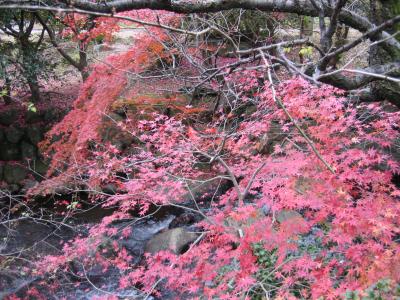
<box><xmin>261</xmin><ymin>204</ymin><xmax>271</xmax><ymax>215</ymax></box>
<box><xmin>102</xmin><ymin>183</ymin><xmax>118</xmax><ymax>195</ymax></box>
<box><xmin>4</xmin><ymin>164</ymin><xmax>27</xmax><ymax>184</ymax></box>
<box><xmin>145</xmin><ymin>228</ymin><xmax>199</xmax><ymax>255</ymax></box>
<box><xmin>24</xmin><ymin>179</ymin><xmax>38</xmax><ymax>189</ymax></box>
<box><xmin>5</xmin><ymin>126</ymin><xmax>24</xmax><ymax>144</ymax></box>
<box><xmin>26</xmin><ymin>126</ymin><xmax>44</xmax><ymax>145</ymax></box>
<box><xmin>0</xmin><ymin>109</ymin><xmax>18</xmax><ymax>126</ymax></box>
<box><xmin>21</xmin><ymin>179</ymin><xmax>38</xmax><ymax>192</ymax></box>
<box><xmin>21</xmin><ymin>141</ymin><xmax>37</xmax><ymax>159</ymax></box>
<box><xmin>0</xmin><ymin>143</ymin><xmax>21</xmax><ymax>160</ymax></box>
<box><xmin>276</xmin><ymin>210</ymin><xmax>304</xmax><ymax>223</ymax></box>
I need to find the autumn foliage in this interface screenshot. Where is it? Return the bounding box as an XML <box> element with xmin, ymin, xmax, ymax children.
<box><xmin>27</xmin><ymin>10</ymin><xmax>400</xmax><ymax>300</ymax></box>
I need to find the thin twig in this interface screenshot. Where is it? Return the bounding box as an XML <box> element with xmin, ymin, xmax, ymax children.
<box><xmin>259</xmin><ymin>50</ymin><xmax>336</xmax><ymax>174</ymax></box>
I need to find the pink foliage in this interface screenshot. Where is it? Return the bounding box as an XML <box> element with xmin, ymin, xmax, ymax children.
<box><xmin>34</xmin><ymin>13</ymin><xmax>400</xmax><ymax>298</ymax></box>
<box><xmin>38</xmin><ymin>73</ymin><xmax>400</xmax><ymax>298</ymax></box>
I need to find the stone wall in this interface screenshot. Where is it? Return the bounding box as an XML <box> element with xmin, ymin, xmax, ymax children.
<box><xmin>0</xmin><ymin>107</ymin><xmax>64</xmax><ymax>192</ymax></box>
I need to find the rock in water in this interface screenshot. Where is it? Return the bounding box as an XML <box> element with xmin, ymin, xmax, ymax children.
<box><xmin>145</xmin><ymin>228</ymin><xmax>199</xmax><ymax>255</ymax></box>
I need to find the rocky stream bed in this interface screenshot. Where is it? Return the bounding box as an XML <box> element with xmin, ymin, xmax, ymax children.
<box><xmin>0</xmin><ymin>203</ymin><xmax>203</xmax><ymax>299</ymax></box>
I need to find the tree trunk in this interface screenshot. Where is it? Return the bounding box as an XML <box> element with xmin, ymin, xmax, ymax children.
<box><xmin>368</xmin><ymin>0</ymin><xmax>400</xmax><ymax>106</ymax></box>
<box><xmin>21</xmin><ymin>39</ymin><xmax>41</xmax><ymax>102</ymax></box>
<box><xmin>79</xmin><ymin>42</ymin><xmax>89</xmax><ymax>81</ymax></box>
<box><xmin>27</xmin><ymin>75</ymin><xmax>41</xmax><ymax>103</ymax></box>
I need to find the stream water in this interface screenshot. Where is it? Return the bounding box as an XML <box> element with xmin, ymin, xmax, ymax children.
<box><xmin>0</xmin><ymin>204</ymin><xmax>186</xmax><ymax>299</ymax></box>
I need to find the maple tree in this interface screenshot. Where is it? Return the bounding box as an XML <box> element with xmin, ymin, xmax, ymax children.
<box><xmin>36</xmin><ymin>73</ymin><xmax>400</xmax><ymax>298</ymax></box>
<box><xmin>0</xmin><ymin>3</ymin><xmax>399</xmax><ymax>300</ymax></box>
<box><xmin>29</xmin><ymin>15</ymin><xmax>399</xmax><ymax>299</ymax></box>
<box><xmin>36</xmin><ymin>11</ymin><xmax>123</xmax><ymax>80</ymax></box>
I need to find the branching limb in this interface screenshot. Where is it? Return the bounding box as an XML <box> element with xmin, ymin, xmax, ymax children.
<box><xmin>259</xmin><ymin>50</ymin><xmax>336</xmax><ymax>174</ymax></box>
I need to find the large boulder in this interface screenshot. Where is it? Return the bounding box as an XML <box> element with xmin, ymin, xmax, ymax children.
<box><xmin>3</xmin><ymin>164</ymin><xmax>27</xmax><ymax>184</ymax></box>
<box><xmin>99</xmin><ymin>113</ymin><xmax>138</xmax><ymax>151</ymax></box>
<box><xmin>5</xmin><ymin>126</ymin><xmax>24</xmax><ymax>144</ymax></box>
<box><xmin>145</xmin><ymin>228</ymin><xmax>199</xmax><ymax>254</ymax></box>
<box><xmin>0</xmin><ymin>143</ymin><xmax>21</xmax><ymax>160</ymax></box>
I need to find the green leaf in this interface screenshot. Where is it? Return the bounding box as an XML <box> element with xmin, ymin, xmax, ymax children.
<box><xmin>299</xmin><ymin>46</ymin><xmax>313</xmax><ymax>57</ymax></box>
<box><xmin>67</xmin><ymin>201</ymin><xmax>79</xmax><ymax>209</ymax></box>
<box><xmin>283</xmin><ymin>47</ymin><xmax>292</xmax><ymax>53</ymax></box>
<box><xmin>27</xmin><ymin>102</ymin><xmax>37</xmax><ymax>113</ymax></box>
